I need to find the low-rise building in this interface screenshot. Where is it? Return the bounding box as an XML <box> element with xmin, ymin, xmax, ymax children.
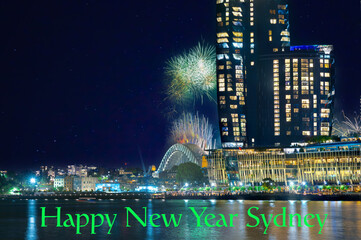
<box><xmin>207</xmin><ymin>141</ymin><xmax>361</xmax><ymax>186</ymax></box>
<box><xmin>95</xmin><ymin>183</ymin><xmax>121</xmax><ymax>193</ymax></box>
<box><xmin>53</xmin><ymin>176</ymin><xmax>65</xmax><ymax>189</ymax></box>
<box><xmin>64</xmin><ymin>176</ymin><xmax>74</xmax><ymax>191</ymax></box>
<box><xmin>73</xmin><ymin>176</ymin><xmax>99</xmax><ymax>192</ymax></box>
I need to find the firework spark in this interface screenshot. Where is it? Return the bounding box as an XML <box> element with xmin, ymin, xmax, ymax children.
<box><xmin>169</xmin><ymin>112</ymin><xmax>215</xmax><ymax>151</ymax></box>
<box><xmin>165</xmin><ymin>42</ymin><xmax>216</xmax><ymax>105</ymax></box>
<box><xmin>332</xmin><ymin>111</ymin><xmax>361</xmax><ymax>137</ymax></box>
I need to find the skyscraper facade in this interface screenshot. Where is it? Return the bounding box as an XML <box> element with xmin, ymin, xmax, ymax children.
<box><xmin>258</xmin><ymin>45</ymin><xmax>335</xmax><ymax>146</ymax></box>
<box><xmin>216</xmin><ymin>0</ymin><xmax>335</xmax><ymax>147</ymax></box>
<box><xmin>216</xmin><ymin>0</ymin><xmax>247</xmax><ymax>148</ymax></box>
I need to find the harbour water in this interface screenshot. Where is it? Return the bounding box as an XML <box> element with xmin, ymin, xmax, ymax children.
<box><xmin>1</xmin><ymin>199</ymin><xmax>361</xmax><ymax>239</ymax></box>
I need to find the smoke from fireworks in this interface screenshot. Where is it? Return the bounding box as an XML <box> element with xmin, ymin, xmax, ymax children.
<box><xmin>332</xmin><ymin>111</ymin><xmax>361</xmax><ymax>137</ymax></box>
<box><xmin>165</xmin><ymin>42</ymin><xmax>216</xmax><ymax>105</ymax></box>
<box><xmin>169</xmin><ymin>112</ymin><xmax>215</xmax><ymax>151</ymax></box>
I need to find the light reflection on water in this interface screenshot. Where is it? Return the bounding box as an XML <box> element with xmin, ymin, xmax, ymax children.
<box><xmin>25</xmin><ymin>200</ymin><xmax>37</xmax><ymax>240</ymax></box>
<box><xmin>0</xmin><ymin>199</ymin><xmax>361</xmax><ymax>239</ymax></box>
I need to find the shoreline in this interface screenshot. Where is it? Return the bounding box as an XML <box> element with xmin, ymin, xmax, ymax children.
<box><xmin>2</xmin><ymin>192</ymin><xmax>361</xmax><ymax>201</ymax></box>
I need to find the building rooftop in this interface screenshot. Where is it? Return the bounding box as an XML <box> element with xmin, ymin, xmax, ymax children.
<box><xmin>290</xmin><ymin>45</ymin><xmax>333</xmax><ymax>54</ymax></box>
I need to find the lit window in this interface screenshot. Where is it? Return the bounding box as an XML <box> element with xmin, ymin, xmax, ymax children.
<box><xmin>217</xmin><ymin>38</ymin><xmax>229</xmax><ymax>43</ymax></box>
<box><xmin>217</xmin><ymin>32</ymin><xmax>229</xmax><ymax>37</ymax></box>
<box><xmin>233</xmin><ymin>38</ymin><xmax>243</xmax><ymax>42</ymax></box>
<box><xmin>301</xmin><ymin>99</ymin><xmax>309</xmax><ymax>108</ymax></box>
<box><xmin>230</xmin><ymin>96</ymin><xmax>237</xmax><ymax>100</ymax></box>
<box><xmin>232</xmin><ymin>31</ymin><xmax>243</xmax><ymax>37</ymax></box>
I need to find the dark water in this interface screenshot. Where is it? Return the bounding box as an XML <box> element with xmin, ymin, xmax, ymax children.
<box><xmin>1</xmin><ymin>199</ymin><xmax>361</xmax><ymax>239</ymax></box>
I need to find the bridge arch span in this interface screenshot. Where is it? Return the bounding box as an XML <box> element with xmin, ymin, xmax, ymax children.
<box><xmin>157</xmin><ymin>144</ymin><xmax>204</xmax><ymax>173</ymax></box>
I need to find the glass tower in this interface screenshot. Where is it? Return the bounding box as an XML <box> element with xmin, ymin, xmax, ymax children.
<box><xmin>216</xmin><ymin>0</ymin><xmax>335</xmax><ymax>147</ymax></box>
<box><xmin>216</xmin><ymin>0</ymin><xmax>291</xmax><ymax>148</ymax></box>
<box><xmin>258</xmin><ymin>45</ymin><xmax>335</xmax><ymax>146</ymax></box>
<box><xmin>216</xmin><ymin>0</ymin><xmax>247</xmax><ymax>148</ymax></box>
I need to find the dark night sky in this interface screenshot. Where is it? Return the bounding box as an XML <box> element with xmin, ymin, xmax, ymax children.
<box><xmin>0</xmin><ymin>0</ymin><xmax>360</xmax><ymax>170</ymax></box>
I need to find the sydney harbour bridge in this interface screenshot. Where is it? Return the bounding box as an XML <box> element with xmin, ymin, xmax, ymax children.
<box><xmin>154</xmin><ymin>143</ymin><xmax>205</xmax><ymax>176</ymax></box>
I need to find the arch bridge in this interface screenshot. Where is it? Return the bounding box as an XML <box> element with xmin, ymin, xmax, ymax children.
<box><xmin>156</xmin><ymin>143</ymin><xmax>204</xmax><ymax>173</ymax></box>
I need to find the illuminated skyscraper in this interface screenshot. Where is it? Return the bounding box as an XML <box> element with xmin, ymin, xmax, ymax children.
<box><xmin>216</xmin><ymin>0</ymin><xmax>290</xmax><ymax>148</ymax></box>
<box><xmin>216</xmin><ymin>0</ymin><xmax>335</xmax><ymax>147</ymax></box>
<box><xmin>216</xmin><ymin>0</ymin><xmax>247</xmax><ymax>148</ymax></box>
<box><xmin>258</xmin><ymin>45</ymin><xmax>335</xmax><ymax>146</ymax></box>
<box><xmin>245</xmin><ymin>0</ymin><xmax>291</xmax><ymax>146</ymax></box>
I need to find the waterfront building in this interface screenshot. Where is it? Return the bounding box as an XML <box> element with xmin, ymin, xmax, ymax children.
<box><xmin>64</xmin><ymin>176</ymin><xmax>74</xmax><ymax>191</ymax></box>
<box><xmin>53</xmin><ymin>176</ymin><xmax>65</xmax><ymax>188</ymax></box>
<box><xmin>207</xmin><ymin>141</ymin><xmax>361</xmax><ymax>186</ymax></box>
<box><xmin>95</xmin><ymin>183</ymin><xmax>121</xmax><ymax>193</ymax></box>
<box><xmin>73</xmin><ymin>176</ymin><xmax>99</xmax><ymax>192</ymax></box>
<box><xmin>64</xmin><ymin>176</ymin><xmax>99</xmax><ymax>191</ymax></box>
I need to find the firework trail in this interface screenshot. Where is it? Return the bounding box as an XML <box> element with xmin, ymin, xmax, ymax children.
<box><xmin>165</xmin><ymin>42</ymin><xmax>216</xmax><ymax>105</ymax></box>
<box><xmin>332</xmin><ymin>111</ymin><xmax>361</xmax><ymax>137</ymax></box>
<box><xmin>169</xmin><ymin>112</ymin><xmax>215</xmax><ymax>151</ymax></box>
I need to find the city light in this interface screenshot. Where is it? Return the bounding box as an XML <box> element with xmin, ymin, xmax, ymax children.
<box><xmin>30</xmin><ymin>178</ymin><xmax>36</xmax><ymax>184</ymax></box>
<box><xmin>9</xmin><ymin>187</ymin><xmax>20</xmax><ymax>195</ymax></box>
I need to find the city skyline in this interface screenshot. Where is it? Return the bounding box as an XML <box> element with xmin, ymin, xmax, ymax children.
<box><xmin>0</xmin><ymin>0</ymin><xmax>360</xmax><ymax>169</ymax></box>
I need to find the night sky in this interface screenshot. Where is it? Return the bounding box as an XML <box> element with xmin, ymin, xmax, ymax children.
<box><xmin>0</xmin><ymin>0</ymin><xmax>360</xmax><ymax>170</ymax></box>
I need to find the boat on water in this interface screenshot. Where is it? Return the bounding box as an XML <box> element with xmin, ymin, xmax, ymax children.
<box><xmin>76</xmin><ymin>197</ymin><xmax>96</xmax><ymax>202</ymax></box>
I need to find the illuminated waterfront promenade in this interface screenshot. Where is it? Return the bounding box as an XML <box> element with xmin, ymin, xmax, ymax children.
<box><xmin>207</xmin><ymin>141</ymin><xmax>361</xmax><ymax>186</ymax></box>
<box><xmin>4</xmin><ymin>191</ymin><xmax>361</xmax><ymax>201</ymax></box>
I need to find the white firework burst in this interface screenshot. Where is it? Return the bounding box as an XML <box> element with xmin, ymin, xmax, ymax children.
<box><xmin>165</xmin><ymin>42</ymin><xmax>216</xmax><ymax>105</ymax></box>
<box><xmin>169</xmin><ymin>112</ymin><xmax>215</xmax><ymax>151</ymax></box>
<box><xmin>332</xmin><ymin>111</ymin><xmax>361</xmax><ymax>137</ymax></box>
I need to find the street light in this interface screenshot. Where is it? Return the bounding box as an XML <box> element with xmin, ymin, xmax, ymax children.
<box><xmin>30</xmin><ymin>178</ymin><xmax>36</xmax><ymax>184</ymax></box>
